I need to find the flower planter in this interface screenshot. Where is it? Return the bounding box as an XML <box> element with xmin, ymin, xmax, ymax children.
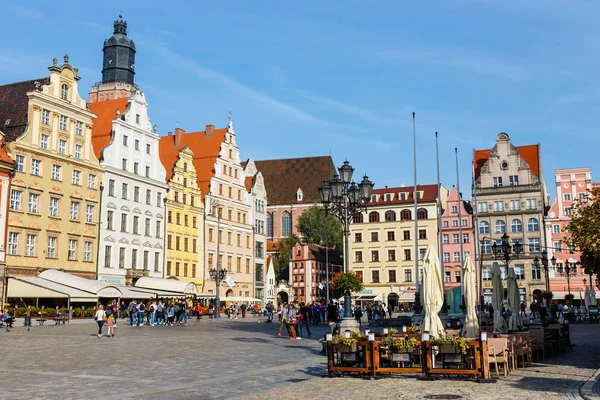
<box><xmin>336</xmin><ymin>343</ymin><xmax>358</xmax><ymax>353</ymax></box>
<box><xmin>391</xmin><ymin>352</ymin><xmax>411</xmax><ymax>362</ymax></box>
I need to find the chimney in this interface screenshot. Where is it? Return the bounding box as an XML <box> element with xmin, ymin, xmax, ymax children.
<box><xmin>205</xmin><ymin>124</ymin><xmax>214</xmax><ymax>138</ymax></box>
<box><xmin>175</xmin><ymin>127</ymin><xmax>185</xmax><ymax>149</ymax></box>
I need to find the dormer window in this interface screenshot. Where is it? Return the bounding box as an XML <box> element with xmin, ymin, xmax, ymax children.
<box><xmin>296</xmin><ymin>188</ymin><xmax>304</xmax><ymax>202</ymax></box>
<box><xmin>61</xmin><ymin>84</ymin><xmax>69</xmax><ymax>101</ymax></box>
<box><xmin>136</xmin><ymin>114</ymin><xmax>140</xmax><ymax>124</ymax></box>
<box><xmin>385</xmin><ymin>194</ymin><xmax>391</xmax><ymax>201</ymax></box>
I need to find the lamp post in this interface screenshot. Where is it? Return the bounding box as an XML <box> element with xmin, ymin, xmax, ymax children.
<box><xmin>533</xmin><ymin>251</ymin><xmax>556</xmax><ymax>293</ymax></box>
<box><xmin>491</xmin><ymin>233</ymin><xmax>523</xmax><ymax>271</ymax></box>
<box><xmin>208</xmin><ymin>200</ymin><xmax>226</xmax><ymax>319</ymax></box>
<box><xmin>565</xmin><ymin>264</ymin><xmax>572</xmax><ymax>303</ymax></box>
<box><xmin>318</xmin><ymin>160</ymin><xmax>374</xmax><ymax>326</ymax></box>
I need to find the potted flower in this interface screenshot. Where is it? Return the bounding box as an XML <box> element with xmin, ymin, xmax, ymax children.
<box><xmin>332</xmin><ymin>334</ymin><xmax>359</xmax><ymax>353</ymax></box>
<box><xmin>431</xmin><ymin>335</ymin><xmax>469</xmax><ymax>354</ymax></box>
<box><xmin>383</xmin><ymin>336</ymin><xmax>419</xmax><ymax>362</ymax></box>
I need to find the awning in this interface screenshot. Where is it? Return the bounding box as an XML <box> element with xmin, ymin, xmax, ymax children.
<box><xmin>119</xmin><ymin>286</ymin><xmax>183</xmax><ymax>298</ymax></box>
<box><xmin>7</xmin><ymin>277</ymin><xmax>97</xmax><ymax>302</ymax></box>
<box><xmin>553</xmin><ymin>291</ymin><xmax>600</xmax><ymax>299</ymax></box>
<box><xmin>398</xmin><ymin>292</ymin><xmax>417</xmax><ymax>302</ymax></box>
<box><xmin>39</xmin><ymin>270</ymin><xmax>122</xmax><ymax>298</ymax></box>
<box><xmin>222</xmin><ymin>296</ymin><xmax>261</xmax><ymax>302</ymax></box>
<box><xmin>134</xmin><ymin>277</ymin><xmax>198</xmax><ymax>294</ymax></box>
<box><xmin>115</xmin><ymin>286</ymin><xmax>153</xmax><ymax>300</ymax></box>
<box><xmin>353</xmin><ymin>293</ymin><xmax>384</xmax><ymax>302</ymax></box>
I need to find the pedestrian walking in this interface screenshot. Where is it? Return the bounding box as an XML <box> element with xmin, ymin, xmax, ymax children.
<box><xmin>156</xmin><ymin>302</ymin><xmax>165</xmax><ymax>325</ymax></box>
<box><xmin>241</xmin><ymin>303</ymin><xmax>247</xmax><ymax>318</ymax></box>
<box><xmin>137</xmin><ymin>301</ymin><xmax>145</xmax><ymax>326</ymax></box>
<box><xmin>286</xmin><ymin>304</ymin><xmax>298</xmax><ymax>340</ymax></box>
<box><xmin>107</xmin><ymin>313</ymin><xmax>115</xmax><ymax>337</ymax></box>
<box><xmin>297</xmin><ymin>302</ymin><xmax>311</xmax><ymax>338</ymax></box>
<box><xmin>149</xmin><ymin>301</ymin><xmax>157</xmax><ymax>326</ymax></box>
<box><xmin>277</xmin><ymin>302</ymin><xmax>288</xmax><ymax>337</ymax></box>
<box><xmin>208</xmin><ymin>305</ymin><xmax>214</xmax><ymax>320</ymax></box>
<box><xmin>94</xmin><ymin>305</ymin><xmax>106</xmax><ymax>338</ymax></box>
<box><xmin>195</xmin><ymin>303</ymin><xmax>203</xmax><ymax>321</ymax></box>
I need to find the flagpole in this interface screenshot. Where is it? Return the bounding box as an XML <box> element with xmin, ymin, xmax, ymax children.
<box><xmin>436</xmin><ymin>132</ymin><xmax>444</xmax><ymax>294</ymax></box>
<box><xmin>413</xmin><ymin>112</ymin><xmax>420</xmax><ymax>304</ymax></box>
<box><xmin>456</xmin><ymin>148</ymin><xmax>465</xmax><ymax>303</ymax></box>
<box><xmin>472</xmin><ymin>156</ymin><xmax>483</xmax><ymax>332</ymax></box>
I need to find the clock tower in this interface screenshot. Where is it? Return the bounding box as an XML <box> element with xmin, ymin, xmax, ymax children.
<box><xmin>89</xmin><ymin>15</ymin><xmax>138</xmax><ymax>104</ymax></box>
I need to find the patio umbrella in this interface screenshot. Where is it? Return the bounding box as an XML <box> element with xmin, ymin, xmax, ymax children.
<box><xmin>422</xmin><ymin>245</ymin><xmax>445</xmax><ymax>339</ymax></box>
<box><xmin>461</xmin><ymin>256</ymin><xmax>479</xmax><ymax>338</ymax></box>
<box><xmin>585</xmin><ymin>287</ymin><xmax>591</xmax><ymax>308</ymax></box>
<box><xmin>491</xmin><ymin>262</ymin><xmax>507</xmax><ymax>333</ymax></box>
<box><xmin>506</xmin><ymin>268</ymin><xmax>523</xmax><ymax>331</ymax></box>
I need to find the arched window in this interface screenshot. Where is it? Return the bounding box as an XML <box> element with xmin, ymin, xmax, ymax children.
<box><xmin>281</xmin><ymin>211</ymin><xmax>291</xmax><ymax>237</ymax></box>
<box><xmin>400</xmin><ymin>209</ymin><xmax>412</xmax><ymax>220</ymax></box>
<box><xmin>266</xmin><ymin>213</ymin><xmax>273</xmax><ymax>238</ymax></box>
<box><xmin>528</xmin><ymin>218</ymin><xmax>539</xmax><ymax>232</ymax></box>
<box><xmin>511</xmin><ymin>219</ymin><xmax>522</xmax><ymax>233</ymax></box>
<box><xmin>353</xmin><ymin>213</ymin><xmax>363</xmax><ymax>223</ymax></box>
<box><xmin>417</xmin><ymin>208</ymin><xmax>428</xmax><ymax>220</ymax></box>
<box><xmin>385</xmin><ymin>210</ymin><xmax>396</xmax><ymax>221</ymax></box>
<box><xmin>495</xmin><ymin>220</ymin><xmax>506</xmax><ymax>233</ymax></box>
<box><xmin>61</xmin><ymin>84</ymin><xmax>69</xmax><ymax>101</ymax></box>
<box><xmin>369</xmin><ymin>211</ymin><xmax>380</xmax><ymax>223</ymax></box>
<box><xmin>479</xmin><ymin>221</ymin><xmax>490</xmax><ymax>234</ymax></box>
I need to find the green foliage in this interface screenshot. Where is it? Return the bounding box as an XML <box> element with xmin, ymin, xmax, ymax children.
<box><xmin>332</xmin><ymin>271</ymin><xmax>364</xmax><ymax>293</ymax></box>
<box><xmin>84</xmin><ymin>307</ymin><xmax>95</xmax><ymax>317</ymax></box>
<box><xmin>31</xmin><ymin>307</ymin><xmax>41</xmax><ymax>316</ymax></box>
<box><xmin>272</xmin><ymin>234</ymin><xmax>300</xmax><ymax>281</ymax></box>
<box><xmin>331</xmin><ymin>332</ymin><xmax>364</xmax><ymax>347</ymax></box>
<box><xmin>383</xmin><ymin>336</ymin><xmax>419</xmax><ymax>351</ymax></box>
<box><xmin>296</xmin><ymin>206</ymin><xmax>343</xmax><ymax>251</ymax></box>
<box><xmin>388</xmin><ymin>328</ymin><xmax>399</xmax><ymax>334</ymax></box>
<box><xmin>45</xmin><ymin>309</ymin><xmax>56</xmax><ymax>317</ymax></box>
<box><xmin>565</xmin><ymin>188</ymin><xmax>600</xmax><ymax>275</ymax></box>
<box><xmin>72</xmin><ymin>308</ymin><xmax>82</xmax><ymax>318</ymax></box>
<box><xmin>431</xmin><ymin>335</ymin><xmax>470</xmax><ymax>354</ymax></box>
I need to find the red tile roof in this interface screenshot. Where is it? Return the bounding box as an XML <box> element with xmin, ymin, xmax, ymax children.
<box><xmin>474</xmin><ymin>141</ymin><xmax>540</xmax><ymax>180</ymax></box>
<box><xmin>254</xmin><ymin>156</ymin><xmax>335</xmax><ymax>205</ymax></box>
<box><xmin>0</xmin><ymin>78</ymin><xmax>49</xmax><ymax>142</ymax></box>
<box><xmin>90</xmin><ymin>98</ymin><xmax>129</xmax><ymax>160</ymax></box>
<box><xmin>370</xmin><ymin>184</ymin><xmax>439</xmax><ymax>205</ymax></box>
<box><xmin>158</xmin><ymin>126</ymin><xmax>227</xmax><ymax>198</ymax></box>
<box><xmin>244</xmin><ymin>176</ymin><xmax>254</xmax><ymax>193</ymax></box>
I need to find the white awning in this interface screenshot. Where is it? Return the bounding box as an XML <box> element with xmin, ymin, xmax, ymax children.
<box><xmin>118</xmin><ymin>286</ymin><xmax>182</xmax><ymax>298</ymax></box>
<box><xmin>398</xmin><ymin>292</ymin><xmax>417</xmax><ymax>302</ymax></box>
<box><xmin>134</xmin><ymin>277</ymin><xmax>198</xmax><ymax>294</ymax></box>
<box><xmin>222</xmin><ymin>296</ymin><xmax>261</xmax><ymax>302</ymax></box>
<box><xmin>115</xmin><ymin>286</ymin><xmax>153</xmax><ymax>300</ymax></box>
<box><xmin>553</xmin><ymin>291</ymin><xmax>600</xmax><ymax>299</ymax></box>
<box><xmin>39</xmin><ymin>270</ymin><xmax>122</xmax><ymax>298</ymax></box>
<box><xmin>7</xmin><ymin>277</ymin><xmax>97</xmax><ymax>302</ymax></box>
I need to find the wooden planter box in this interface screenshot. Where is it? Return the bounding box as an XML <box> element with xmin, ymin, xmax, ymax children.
<box><xmin>335</xmin><ymin>343</ymin><xmax>358</xmax><ymax>353</ymax></box>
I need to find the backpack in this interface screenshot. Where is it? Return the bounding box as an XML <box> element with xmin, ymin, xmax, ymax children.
<box><xmin>149</xmin><ymin>305</ymin><xmax>155</xmax><ymax>312</ymax></box>
<box><xmin>131</xmin><ymin>306</ymin><xmax>137</xmax><ymax>313</ymax></box>
<box><xmin>139</xmin><ymin>304</ymin><xmax>145</xmax><ymax>311</ymax></box>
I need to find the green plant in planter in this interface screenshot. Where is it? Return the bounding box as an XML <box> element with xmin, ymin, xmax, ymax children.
<box><xmin>84</xmin><ymin>307</ymin><xmax>95</xmax><ymax>317</ymax></box>
<box><xmin>431</xmin><ymin>335</ymin><xmax>470</xmax><ymax>354</ymax></box>
<box><xmin>17</xmin><ymin>307</ymin><xmax>27</xmax><ymax>317</ymax></box>
<box><xmin>384</xmin><ymin>336</ymin><xmax>419</xmax><ymax>352</ymax></box>
<box><xmin>331</xmin><ymin>334</ymin><xmax>359</xmax><ymax>347</ymax></box>
<box><xmin>31</xmin><ymin>307</ymin><xmax>41</xmax><ymax>316</ymax></box>
<box><xmin>72</xmin><ymin>308</ymin><xmax>82</xmax><ymax>318</ymax></box>
<box><xmin>45</xmin><ymin>309</ymin><xmax>56</xmax><ymax>317</ymax></box>
<box><xmin>388</xmin><ymin>328</ymin><xmax>398</xmax><ymax>334</ymax></box>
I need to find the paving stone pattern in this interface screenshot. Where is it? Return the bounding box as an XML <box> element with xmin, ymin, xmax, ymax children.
<box><xmin>0</xmin><ymin>318</ymin><xmax>597</xmax><ymax>400</ymax></box>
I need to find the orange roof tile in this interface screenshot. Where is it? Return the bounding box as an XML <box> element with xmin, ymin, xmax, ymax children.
<box><xmin>158</xmin><ymin>126</ymin><xmax>227</xmax><ymax>197</ymax></box>
<box><xmin>474</xmin><ymin>144</ymin><xmax>539</xmax><ymax>179</ymax></box>
<box><xmin>244</xmin><ymin>176</ymin><xmax>254</xmax><ymax>193</ymax></box>
<box><xmin>90</xmin><ymin>98</ymin><xmax>129</xmax><ymax>160</ymax></box>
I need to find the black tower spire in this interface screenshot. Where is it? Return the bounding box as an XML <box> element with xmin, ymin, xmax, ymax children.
<box><xmin>101</xmin><ymin>14</ymin><xmax>136</xmax><ymax>85</ymax></box>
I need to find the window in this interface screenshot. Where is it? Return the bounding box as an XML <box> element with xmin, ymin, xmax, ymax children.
<box><xmin>482</xmin><ymin>265</ymin><xmax>492</xmax><ymax>280</ymax></box>
<box><xmin>553</xmin><ymin>225</ymin><xmax>561</xmax><ymax>234</ymax></box>
<box><xmin>353</xmin><ymin>213</ymin><xmax>364</xmax><ymax>223</ymax></box>
<box><xmin>404</xmin><ymin>269</ymin><xmax>412</xmax><ymax>282</ymax></box>
<box><xmin>442</xmin><ymin>234</ymin><xmax>449</xmax><ymax>244</ymax></box>
<box><xmin>419</xmin><ymin>229</ymin><xmax>427</xmax><ymax>239</ymax></box>
<box><xmin>61</xmin><ymin>84</ymin><xmax>69</xmax><ymax>100</ymax></box>
<box><xmin>495</xmin><ymin>220</ymin><xmax>506</xmax><ymax>233</ymax></box>
<box><xmin>107</xmin><ymin>210</ymin><xmax>114</xmax><ymax>230</ymax></box>
<box><xmin>134</xmin><ymin>187</ymin><xmax>140</xmax><ymax>202</ymax></box>
<box><xmin>157</xmin><ymin>192</ymin><xmax>162</xmax><ymax>206</ymax></box>
<box><xmin>478</xmin><ymin>202</ymin><xmax>488</xmax><ymax>212</ymax></box>
<box><xmin>144</xmin><ymin>190</ymin><xmax>151</xmax><ymax>205</ymax></box>
<box><xmin>67</xmin><ymin>239</ymin><xmax>77</xmax><ymax>260</ymax></box>
<box><xmin>579</xmin><ymin>193</ymin><xmax>586</xmax><ymax>200</ymax></box>
<box><xmin>108</xmin><ymin>180</ymin><xmax>115</xmax><ymax>196</ymax></box>
<box><xmin>462</xmin><ymin>219</ymin><xmax>468</xmax><ymax>227</ymax></box>
<box><xmin>281</xmin><ymin>211</ymin><xmax>291</xmax><ymax>236</ymax></box>
<box><xmin>554</xmin><ymin>242</ymin><xmax>562</xmax><ymax>253</ymax></box>
<box><xmin>123</xmin><ymin>135</ymin><xmax>128</xmax><ymax>146</ymax></box>
<box><xmin>528</xmin><ymin>238</ymin><xmax>540</xmax><ymax>252</ymax></box>
<box><xmin>83</xmin><ymin>242</ymin><xmax>92</xmax><ymax>262</ymax></box>
<box><xmin>385</xmin><ymin>210</ymin><xmax>396</xmax><ymax>221</ymax></box>
<box><xmin>134</xmin><ymin>139</ymin><xmax>139</xmax><ymax>150</ymax></box>
<box><xmin>564</xmin><ymin>208</ymin><xmax>572</xmax><ymax>216</ymax></box>
<box><xmin>70</xmin><ymin>201</ymin><xmax>79</xmax><ymax>220</ymax></box>
<box><xmin>88</xmin><ymin>174</ymin><xmax>96</xmax><ymax>189</ymax></box>
<box><xmin>131</xmin><ymin>249</ymin><xmax>138</xmax><ymax>269</ymax></box>
<box><xmin>531</xmin><ymin>263</ymin><xmax>541</xmax><ymax>280</ymax></box>
<box><xmin>86</xmin><ymin>204</ymin><xmax>95</xmax><ymax>223</ymax></box>
<box><xmin>28</xmin><ymin>193</ymin><xmax>39</xmax><ymax>213</ymax></box>
<box><xmin>136</xmin><ymin>114</ymin><xmax>141</xmax><ymax>124</ymax></box>
<box><xmin>371</xmin><ymin>270</ymin><xmax>380</xmax><ymax>283</ymax></box>
<box><xmin>15</xmin><ymin>155</ymin><xmax>24</xmax><ymax>172</ymax></box>
<box><xmin>122</xmin><ymin>158</ymin><xmax>127</xmax><ymax>171</ymax></box>
<box><xmin>72</xmin><ymin>170</ymin><xmax>81</xmax><ymax>185</ymax></box>
<box><xmin>8</xmin><ymin>232</ymin><xmax>18</xmax><ymax>255</ymax></box>
<box><xmin>134</xmin><ymin>162</ymin><xmax>139</xmax><ymax>174</ymax></box>
<box><xmin>47</xmin><ymin>237</ymin><xmax>57</xmax><ymax>258</ymax></box>
<box><xmin>369</xmin><ymin>211</ymin><xmax>380</xmax><ymax>222</ymax></box>
<box><xmin>371</xmin><ymin>250</ymin><xmax>379</xmax><ymax>262</ymax></box>
<box><xmin>41</xmin><ymin>134</ymin><xmax>49</xmax><ymax>149</ymax></box>
<box><xmin>74</xmin><ymin>144</ymin><xmax>82</xmax><ymax>159</ymax></box>
<box><xmin>481</xmin><ymin>240</ymin><xmax>491</xmax><ymax>254</ymax></box>
<box><xmin>58</xmin><ymin>139</ymin><xmax>67</xmax><ymax>154</ymax></box>
<box><xmin>479</xmin><ymin>221</ymin><xmax>489</xmax><ymax>234</ymax></box>
<box><xmin>403</xmin><ymin>230</ymin><xmax>410</xmax><ymax>240</ymax></box>
<box><xmin>443</xmin><ymin>252</ymin><xmax>450</xmax><ymax>262</ymax></box>
<box><xmin>76</xmin><ymin>121</ymin><xmax>83</xmax><ymax>136</ymax></box>
<box><xmin>10</xmin><ymin>190</ymin><xmax>21</xmax><ymax>210</ymax></box>
<box><xmin>119</xmin><ymin>248</ymin><xmax>125</xmax><ymax>268</ymax></box>
<box><xmin>146</xmin><ymin>143</ymin><xmax>151</xmax><ymax>154</ymax></box>
<box><xmin>31</xmin><ymin>159</ymin><xmax>41</xmax><ymax>176</ymax></box>
<box><xmin>454</xmin><ymin>270</ymin><xmax>462</xmax><ymax>283</ymax></box>
<box><xmin>355</xmin><ymin>251</ymin><xmax>363</xmax><ymax>262</ymax></box>
<box><xmin>155</xmin><ymin>221</ymin><xmax>161</xmax><ymax>238</ymax></box>
<box><xmin>133</xmin><ymin>216</ymin><xmax>139</xmax><ymax>234</ymax></box>
<box><xmin>144</xmin><ymin>251</ymin><xmax>149</xmax><ymax>270</ymax></box>
<box><xmin>511</xmin><ymin>219</ymin><xmax>522</xmax><ymax>232</ymax></box>
<box><xmin>184</xmin><ymin>237</ymin><xmax>189</xmax><ymax>252</ymax></box>
<box><xmin>26</xmin><ymin>234</ymin><xmax>36</xmax><ymax>257</ymax></box>
<box><xmin>122</xmin><ymin>183</ymin><xmax>128</xmax><ymax>199</ymax></box>
<box><xmin>104</xmin><ymin>246</ymin><xmax>112</xmax><ymax>268</ymax></box>
<box><xmin>451</xmin><ymin>206</ymin><xmax>458</xmax><ymax>213</ymax></box>
<box><xmin>445</xmin><ymin>271</ymin><xmax>451</xmax><ymax>283</ymax></box>
<box><xmin>59</xmin><ymin>115</ymin><xmax>67</xmax><ymax>130</ymax></box>
<box><xmin>527</xmin><ymin>218</ymin><xmax>539</xmax><ymax>232</ymax></box>
<box><xmin>120</xmin><ymin>213</ymin><xmax>127</xmax><ymax>232</ymax></box>
<box><xmin>388</xmin><ymin>249</ymin><xmax>396</xmax><ymax>261</ymax></box>
<box><xmin>400</xmin><ymin>209</ymin><xmax>412</xmax><ymax>220</ymax></box>
<box><xmin>526</xmin><ymin>199</ymin><xmax>537</xmax><ymax>210</ymax></box>
<box><xmin>387</xmin><ymin>231</ymin><xmax>395</xmax><ymax>241</ymax></box>
<box><xmin>175</xmin><ymin>236</ymin><xmax>181</xmax><ymax>251</ymax></box>
<box><xmin>49</xmin><ymin>165</ymin><xmax>61</xmax><ymax>181</ymax></box>
<box><xmin>42</xmin><ymin>109</ymin><xmax>50</xmax><ymax>124</ymax></box>
<box><xmin>452</xmin><ymin>234</ymin><xmax>459</xmax><ymax>244</ymax></box>
<box><xmin>509</xmin><ymin>175</ymin><xmax>519</xmax><ymax>186</ymax></box>
<box><xmin>371</xmin><ymin>232</ymin><xmax>379</xmax><ymax>242</ymax></box>
<box><xmin>49</xmin><ymin>197</ymin><xmax>59</xmax><ymax>217</ymax></box>
<box><xmin>417</xmin><ymin>208</ymin><xmax>428</xmax><ymax>220</ymax></box>
<box><xmin>192</xmin><ymin>216</ymin><xmax>197</xmax><ymax>229</ymax></box>
<box><xmin>176</xmin><ymin>213</ymin><xmax>181</xmax><ymax>225</ymax></box>
<box><xmin>154</xmin><ymin>253</ymin><xmax>160</xmax><ymax>272</ymax></box>
<box><xmin>452</xmin><ymin>220</ymin><xmax>458</xmax><ymax>227</ymax></box>
<box><xmin>493</xmin><ymin>177</ymin><xmax>503</xmax><ymax>187</ymax></box>
<box><xmin>494</xmin><ymin>201</ymin><xmax>504</xmax><ymax>211</ymax></box>
<box><xmin>145</xmin><ymin>166</ymin><xmax>150</xmax><ymax>178</ymax></box>
<box><xmin>564</xmin><ymin>193</ymin><xmax>571</xmax><ymax>201</ymax></box>
<box><xmin>355</xmin><ymin>233</ymin><xmax>362</xmax><ymax>242</ymax></box>
<box><xmin>453</xmin><ymin>252</ymin><xmax>461</xmax><ymax>262</ymax></box>
<box><xmin>143</xmin><ymin>218</ymin><xmax>150</xmax><ymax>236</ymax></box>
<box><xmin>514</xmin><ymin>264</ymin><xmax>525</xmax><ymax>280</ymax></box>
<box><xmin>462</xmin><ymin>233</ymin><xmax>469</xmax><ymax>243</ymax></box>
<box><xmin>184</xmin><ymin>215</ymin><xmax>189</xmax><ymax>227</ymax></box>
<box><xmin>510</xmin><ymin>200</ymin><xmax>520</xmax><ymax>211</ymax></box>
<box><xmin>404</xmin><ymin>249</ymin><xmax>411</xmax><ymax>261</ymax></box>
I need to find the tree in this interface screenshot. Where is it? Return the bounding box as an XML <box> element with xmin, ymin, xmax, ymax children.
<box><xmin>272</xmin><ymin>234</ymin><xmax>300</xmax><ymax>282</ymax></box>
<box><xmin>565</xmin><ymin>188</ymin><xmax>600</xmax><ymax>276</ymax></box>
<box><xmin>296</xmin><ymin>206</ymin><xmax>343</xmax><ymax>252</ymax></box>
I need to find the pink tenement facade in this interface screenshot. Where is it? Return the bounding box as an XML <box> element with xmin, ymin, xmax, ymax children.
<box><xmin>547</xmin><ymin>168</ymin><xmax>599</xmax><ymax>304</ymax></box>
<box><xmin>441</xmin><ymin>187</ymin><xmax>474</xmax><ymax>289</ymax></box>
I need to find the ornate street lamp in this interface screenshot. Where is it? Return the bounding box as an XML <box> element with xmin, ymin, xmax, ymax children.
<box><xmin>318</xmin><ymin>160</ymin><xmax>373</xmax><ymax>327</ymax></box>
<box><xmin>533</xmin><ymin>251</ymin><xmax>556</xmax><ymax>293</ymax></box>
<box><xmin>209</xmin><ymin>267</ymin><xmax>228</xmax><ymax>319</ymax></box>
<box><xmin>491</xmin><ymin>233</ymin><xmax>523</xmax><ymax>271</ymax></box>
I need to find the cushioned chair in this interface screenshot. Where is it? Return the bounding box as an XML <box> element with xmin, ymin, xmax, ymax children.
<box><xmin>487</xmin><ymin>337</ymin><xmax>510</xmax><ymax>377</ymax></box>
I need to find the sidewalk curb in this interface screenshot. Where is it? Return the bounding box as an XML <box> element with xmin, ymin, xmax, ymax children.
<box><xmin>580</xmin><ymin>367</ymin><xmax>600</xmax><ymax>400</ymax></box>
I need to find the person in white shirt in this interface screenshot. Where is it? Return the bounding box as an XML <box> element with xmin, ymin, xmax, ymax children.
<box><xmin>149</xmin><ymin>302</ymin><xmax>157</xmax><ymax>326</ymax></box>
<box><xmin>94</xmin><ymin>305</ymin><xmax>106</xmax><ymax>338</ymax></box>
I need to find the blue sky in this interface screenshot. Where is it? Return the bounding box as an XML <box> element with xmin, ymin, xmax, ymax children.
<box><xmin>2</xmin><ymin>0</ymin><xmax>599</xmax><ymax>200</ymax></box>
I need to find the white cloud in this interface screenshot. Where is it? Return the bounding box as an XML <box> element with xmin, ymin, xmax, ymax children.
<box><xmin>6</xmin><ymin>4</ymin><xmax>42</xmax><ymax>19</ymax></box>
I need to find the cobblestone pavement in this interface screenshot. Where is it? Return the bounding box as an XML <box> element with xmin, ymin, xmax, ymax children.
<box><xmin>0</xmin><ymin>317</ymin><xmax>597</xmax><ymax>400</ymax></box>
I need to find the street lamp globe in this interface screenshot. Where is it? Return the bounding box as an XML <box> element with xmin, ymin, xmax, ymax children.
<box><xmin>348</xmin><ymin>182</ymin><xmax>361</xmax><ymax>204</ymax></box>
<box><xmin>359</xmin><ymin>175</ymin><xmax>374</xmax><ymax>201</ymax></box>
<box><xmin>339</xmin><ymin>160</ymin><xmax>354</xmax><ymax>184</ymax></box>
<box><xmin>330</xmin><ymin>175</ymin><xmax>343</xmax><ymax>199</ymax></box>
<box><xmin>318</xmin><ymin>181</ymin><xmax>332</xmax><ymax>205</ymax></box>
